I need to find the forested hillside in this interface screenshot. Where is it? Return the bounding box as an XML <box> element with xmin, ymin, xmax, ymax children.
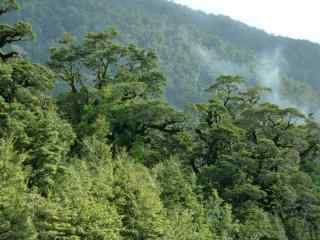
<box><xmin>4</xmin><ymin>0</ymin><xmax>320</xmax><ymax>109</ymax></box>
<box><xmin>1</xmin><ymin>1</ymin><xmax>320</xmax><ymax>239</ymax></box>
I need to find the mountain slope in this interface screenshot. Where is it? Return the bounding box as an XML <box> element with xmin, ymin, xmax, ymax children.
<box><xmin>1</xmin><ymin>1</ymin><xmax>320</xmax><ymax>239</ymax></box>
<box><xmin>5</xmin><ymin>0</ymin><xmax>320</xmax><ymax>108</ymax></box>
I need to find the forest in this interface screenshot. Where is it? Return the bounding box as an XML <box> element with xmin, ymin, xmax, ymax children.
<box><xmin>1</xmin><ymin>0</ymin><xmax>320</xmax><ymax>239</ymax></box>
<box><xmin>4</xmin><ymin>0</ymin><xmax>320</xmax><ymax>109</ymax></box>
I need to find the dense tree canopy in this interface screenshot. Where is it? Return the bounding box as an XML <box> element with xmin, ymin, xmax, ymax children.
<box><xmin>1</xmin><ymin>2</ymin><xmax>320</xmax><ymax>240</ymax></box>
<box><xmin>4</xmin><ymin>0</ymin><xmax>320</xmax><ymax>109</ymax></box>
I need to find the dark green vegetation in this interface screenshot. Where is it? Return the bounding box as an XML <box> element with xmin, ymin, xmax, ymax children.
<box><xmin>4</xmin><ymin>0</ymin><xmax>320</xmax><ymax>109</ymax></box>
<box><xmin>1</xmin><ymin>1</ymin><xmax>320</xmax><ymax>239</ymax></box>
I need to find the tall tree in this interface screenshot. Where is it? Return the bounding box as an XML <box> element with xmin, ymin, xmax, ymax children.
<box><xmin>50</xmin><ymin>30</ymin><xmax>184</xmax><ymax>164</ymax></box>
<box><xmin>0</xmin><ymin>1</ymin><xmax>75</xmax><ymax>195</ymax></box>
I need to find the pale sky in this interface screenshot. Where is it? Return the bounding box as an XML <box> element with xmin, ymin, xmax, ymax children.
<box><xmin>174</xmin><ymin>0</ymin><xmax>320</xmax><ymax>43</ymax></box>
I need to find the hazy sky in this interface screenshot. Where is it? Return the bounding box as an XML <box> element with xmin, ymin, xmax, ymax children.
<box><xmin>174</xmin><ymin>0</ymin><xmax>320</xmax><ymax>43</ymax></box>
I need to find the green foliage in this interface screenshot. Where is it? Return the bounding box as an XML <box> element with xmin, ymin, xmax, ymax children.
<box><xmin>49</xmin><ymin>33</ymin><xmax>83</xmax><ymax>94</ymax></box>
<box><xmin>0</xmin><ymin>0</ymin><xmax>19</xmax><ymax>13</ymax></box>
<box><xmin>6</xmin><ymin>0</ymin><xmax>320</xmax><ymax>108</ymax></box>
<box><xmin>0</xmin><ymin>139</ymin><xmax>37</xmax><ymax>240</ymax></box>
<box><xmin>50</xmin><ymin>30</ymin><xmax>184</xmax><ymax>165</ymax></box>
<box><xmin>0</xmin><ymin>58</ymin><xmax>54</xmax><ymax>104</ymax></box>
<box><xmin>113</xmin><ymin>158</ymin><xmax>167</xmax><ymax>239</ymax></box>
<box><xmin>33</xmin><ymin>157</ymin><xmax>122</xmax><ymax>240</ymax></box>
<box><xmin>0</xmin><ymin>21</ymin><xmax>33</xmax><ymax>48</ymax></box>
<box><xmin>0</xmin><ymin>0</ymin><xmax>33</xmax><ymax>62</ymax></box>
<box><xmin>1</xmin><ymin>3</ymin><xmax>320</xmax><ymax>240</ymax></box>
<box><xmin>0</xmin><ymin>98</ymin><xmax>75</xmax><ymax>194</ymax></box>
<box><xmin>193</xmin><ymin>76</ymin><xmax>320</xmax><ymax>239</ymax></box>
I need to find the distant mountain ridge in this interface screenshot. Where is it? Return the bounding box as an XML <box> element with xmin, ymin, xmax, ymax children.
<box><xmin>5</xmin><ymin>0</ymin><xmax>320</xmax><ymax>109</ymax></box>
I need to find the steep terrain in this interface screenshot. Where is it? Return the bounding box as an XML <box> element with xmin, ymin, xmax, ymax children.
<box><xmin>1</xmin><ymin>1</ymin><xmax>320</xmax><ymax>239</ymax></box>
<box><xmin>4</xmin><ymin>0</ymin><xmax>320</xmax><ymax>109</ymax></box>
